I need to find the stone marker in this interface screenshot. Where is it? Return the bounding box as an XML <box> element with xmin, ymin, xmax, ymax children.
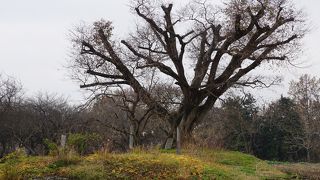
<box><xmin>60</xmin><ymin>134</ymin><xmax>67</xmax><ymax>148</ymax></box>
<box><xmin>129</xmin><ymin>125</ymin><xmax>134</xmax><ymax>149</ymax></box>
<box><xmin>164</xmin><ymin>138</ymin><xmax>174</xmax><ymax>149</ymax></box>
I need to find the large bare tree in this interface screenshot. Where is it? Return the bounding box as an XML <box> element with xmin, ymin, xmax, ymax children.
<box><xmin>69</xmin><ymin>0</ymin><xmax>306</xmax><ymax>145</ymax></box>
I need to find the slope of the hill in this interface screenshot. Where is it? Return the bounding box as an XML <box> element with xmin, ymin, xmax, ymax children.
<box><xmin>0</xmin><ymin>148</ymin><xmax>298</xmax><ymax>179</ymax></box>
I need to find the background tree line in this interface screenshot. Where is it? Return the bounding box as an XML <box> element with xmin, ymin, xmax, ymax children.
<box><xmin>197</xmin><ymin>74</ymin><xmax>320</xmax><ymax>162</ymax></box>
<box><xmin>1</xmin><ymin>73</ymin><xmax>320</xmax><ymax>162</ymax></box>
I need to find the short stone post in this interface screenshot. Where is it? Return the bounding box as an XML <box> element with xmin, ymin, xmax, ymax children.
<box><xmin>60</xmin><ymin>134</ymin><xmax>67</xmax><ymax>148</ymax></box>
<box><xmin>164</xmin><ymin>138</ymin><xmax>174</xmax><ymax>150</ymax></box>
<box><xmin>127</xmin><ymin>102</ymin><xmax>134</xmax><ymax>150</ymax></box>
<box><xmin>129</xmin><ymin>124</ymin><xmax>134</xmax><ymax>149</ymax></box>
<box><xmin>176</xmin><ymin>127</ymin><xmax>181</xmax><ymax>154</ymax></box>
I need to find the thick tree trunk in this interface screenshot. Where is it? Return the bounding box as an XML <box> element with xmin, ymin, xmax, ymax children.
<box><xmin>165</xmin><ymin>106</ymin><xmax>212</xmax><ymax>152</ymax></box>
<box><xmin>164</xmin><ymin>97</ymin><xmax>218</xmax><ymax>152</ymax></box>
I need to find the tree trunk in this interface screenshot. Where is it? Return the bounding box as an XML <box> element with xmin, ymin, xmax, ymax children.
<box><xmin>306</xmin><ymin>149</ymin><xmax>311</xmax><ymax>162</ymax></box>
<box><xmin>180</xmin><ymin>108</ymin><xmax>208</xmax><ymax>141</ymax></box>
<box><xmin>163</xmin><ymin>96</ymin><xmax>217</xmax><ymax>151</ymax></box>
<box><xmin>172</xmin><ymin>106</ymin><xmax>212</xmax><ymax>153</ymax></box>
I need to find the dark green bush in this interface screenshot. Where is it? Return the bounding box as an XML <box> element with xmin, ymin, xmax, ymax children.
<box><xmin>44</xmin><ymin>139</ymin><xmax>59</xmax><ymax>156</ymax></box>
<box><xmin>67</xmin><ymin>133</ymin><xmax>102</xmax><ymax>155</ymax></box>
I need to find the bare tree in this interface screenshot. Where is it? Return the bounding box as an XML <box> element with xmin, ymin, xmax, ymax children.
<box><xmin>0</xmin><ymin>74</ymin><xmax>23</xmax><ymax>157</ymax></box>
<box><xmin>0</xmin><ymin>74</ymin><xmax>23</xmax><ymax>113</ymax></box>
<box><xmin>289</xmin><ymin>74</ymin><xmax>320</xmax><ymax>161</ymax></box>
<box><xmin>69</xmin><ymin>0</ymin><xmax>307</xmax><ymax>147</ymax></box>
<box><xmin>28</xmin><ymin>93</ymin><xmax>72</xmax><ymax>140</ymax></box>
<box><xmin>88</xmin><ymin>86</ymin><xmax>174</xmax><ymax>150</ymax></box>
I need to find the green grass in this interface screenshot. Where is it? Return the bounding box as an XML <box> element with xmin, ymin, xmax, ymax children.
<box><xmin>0</xmin><ymin>148</ymin><xmax>294</xmax><ymax>180</ymax></box>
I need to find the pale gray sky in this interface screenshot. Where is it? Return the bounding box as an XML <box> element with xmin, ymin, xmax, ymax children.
<box><xmin>0</xmin><ymin>0</ymin><xmax>319</xmax><ymax>104</ymax></box>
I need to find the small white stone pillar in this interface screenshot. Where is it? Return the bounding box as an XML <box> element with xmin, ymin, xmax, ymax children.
<box><xmin>165</xmin><ymin>138</ymin><xmax>174</xmax><ymax>149</ymax></box>
<box><xmin>127</xmin><ymin>102</ymin><xmax>134</xmax><ymax>149</ymax></box>
<box><xmin>60</xmin><ymin>134</ymin><xmax>67</xmax><ymax>148</ymax></box>
<box><xmin>129</xmin><ymin>124</ymin><xmax>134</xmax><ymax>149</ymax></box>
<box><xmin>176</xmin><ymin>114</ymin><xmax>186</xmax><ymax>155</ymax></box>
<box><xmin>176</xmin><ymin>127</ymin><xmax>181</xmax><ymax>154</ymax></box>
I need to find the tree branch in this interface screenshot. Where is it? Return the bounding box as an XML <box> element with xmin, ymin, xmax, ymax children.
<box><xmin>86</xmin><ymin>70</ymin><xmax>124</xmax><ymax>79</ymax></box>
<box><xmin>257</xmin><ymin>35</ymin><xmax>298</xmax><ymax>49</ymax></box>
<box><xmin>121</xmin><ymin>40</ymin><xmax>180</xmax><ymax>81</ymax></box>
<box><xmin>135</xmin><ymin>7</ymin><xmax>166</xmax><ymax>35</ymax></box>
<box><xmin>80</xmin><ymin>81</ymin><xmax>128</xmax><ymax>88</ymax></box>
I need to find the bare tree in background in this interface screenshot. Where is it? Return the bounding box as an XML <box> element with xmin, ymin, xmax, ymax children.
<box><xmin>28</xmin><ymin>93</ymin><xmax>72</xmax><ymax>139</ymax></box>
<box><xmin>0</xmin><ymin>74</ymin><xmax>23</xmax><ymax>112</ymax></box>
<box><xmin>289</xmin><ymin>74</ymin><xmax>320</xmax><ymax>161</ymax></box>
<box><xmin>69</xmin><ymin>0</ymin><xmax>307</xmax><ymax>147</ymax></box>
<box><xmin>91</xmin><ymin>90</ymin><xmax>155</xmax><ymax>149</ymax></box>
<box><xmin>0</xmin><ymin>74</ymin><xmax>23</xmax><ymax>157</ymax></box>
<box><xmin>88</xmin><ymin>84</ymin><xmax>179</xmax><ymax>150</ymax></box>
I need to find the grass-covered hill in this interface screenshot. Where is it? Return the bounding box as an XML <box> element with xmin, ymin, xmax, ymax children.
<box><xmin>0</xmin><ymin>148</ymin><xmax>318</xmax><ymax>179</ymax></box>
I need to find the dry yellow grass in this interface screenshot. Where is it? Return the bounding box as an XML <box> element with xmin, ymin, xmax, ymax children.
<box><xmin>275</xmin><ymin>163</ymin><xmax>320</xmax><ymax>179</ymax></box>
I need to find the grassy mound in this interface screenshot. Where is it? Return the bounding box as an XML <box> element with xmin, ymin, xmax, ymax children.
<box><xmin>0</xmin><ymin>148</ymin><xmax>291</xmax><ymax>179</ymax></box>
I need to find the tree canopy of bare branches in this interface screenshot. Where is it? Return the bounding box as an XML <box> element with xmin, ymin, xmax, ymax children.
<box><xmin>69</xmin><ymin>0</ymin><xmax>307</xmax><ymax>143</ymax></box>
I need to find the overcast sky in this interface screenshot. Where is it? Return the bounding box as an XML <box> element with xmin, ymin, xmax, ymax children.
<box><xmin>0</xmin><ymin>0</ymin><xmax>319</xmax><ymax>104</ymax></box>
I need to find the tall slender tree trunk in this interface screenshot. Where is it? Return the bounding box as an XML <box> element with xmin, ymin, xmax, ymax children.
<box><xmin>306</xmin><ymin>149</ymin><xmax>311</xmax><ymax>162</ymax></box>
